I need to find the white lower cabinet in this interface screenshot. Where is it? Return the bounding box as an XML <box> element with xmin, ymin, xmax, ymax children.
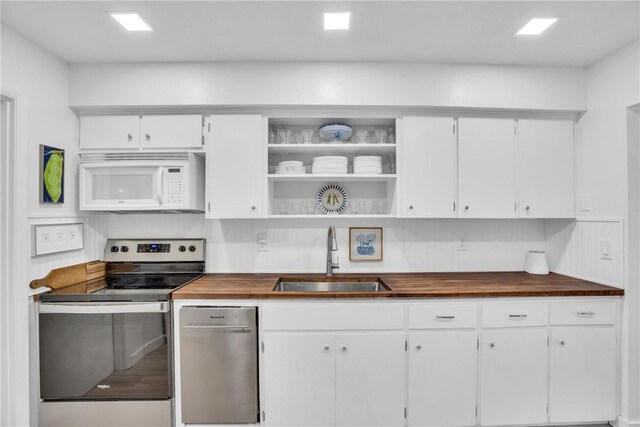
<box><xmin>480</xmin><ymin>329</ymin><xmax>548</xmax><ymax>426</ymax></box>
<box><xmin>252</xmin><ymin>298</ymin><xmax>620</xmax><ymax>427</ymax></box>
<box><xmin>549</xmin><ymin>326</ymin><xmax>617</xmax><ymax>423</ymax></box>
<box><xmin>262</xmin><ymin>332</ymin><xmax>405</xmax><ymax>427</ymax></box>
<box><xmin>336</xmin><ymin>333</ymin><xmax>406</xmax><ymax>427</ymax></box>
<box><xmin>263</xmin><ymin>333</ymin><xmax>335</xmax><ymax>427</ymax></box>
<box><xmin>408</xmin><ymin>330</ymin><xmax>478</xmax><ymax>427</ymax></box>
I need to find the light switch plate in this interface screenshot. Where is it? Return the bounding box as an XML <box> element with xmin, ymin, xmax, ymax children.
<box><xmin>600</xmin><ymin>239</ymin><xmax>613</xmax><ymax>260</ymax></box>
<box><xmin>32</xmin><ymin>223</ymin><xmax>84</xmax><ymax>256</ymax></box>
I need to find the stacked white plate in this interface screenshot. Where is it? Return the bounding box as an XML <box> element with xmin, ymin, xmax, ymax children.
<box><xmin>275</xmin><ymin>160</ymin><xmax>306</xmax><ymax>174</ymax></box>
<box><xmin>353</xmin><ymin>156</ymin><xmax>382</xmax><ymax>174</ymax></box>
<box><xmin>312</xmin><ymin>156</ymin><xmax>348</xmax><ymax>174</ymax></box>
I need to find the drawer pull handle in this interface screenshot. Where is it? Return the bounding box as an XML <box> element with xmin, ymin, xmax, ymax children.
<box><xmin>436</xmin><ymin>315</ymin><xmax>456</xmax><ymax>320</ymax></box>
<box><xmin>577</xmin><ymin>311</ymin><xmax>596</xmax><ymax>317</ymax></box>
<box><xmin>508</xmin><ymin>313</ymin><xmax>528</xmax><ymax>318</ymax></box>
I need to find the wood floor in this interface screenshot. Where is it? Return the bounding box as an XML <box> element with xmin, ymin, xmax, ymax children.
<box><xmin>83</xmin><ymin>343</ymin><xmax>169</xmax><ymax>399</ymax></box>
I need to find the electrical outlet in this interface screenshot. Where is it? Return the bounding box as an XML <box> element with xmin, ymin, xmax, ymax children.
<box><xmin>600</xmin><ymin>239</ymin><xmax>613</xmax><ymax>260</ymax></box>
<box><xmin>257</xmin><ymin>233</ymin><xmax>268</xmax><ymax>252</ymax></box>
<box><xmin>457</xmin><ymin>236</ymin><xmax>468</xmax><ymax>251</ymax></box>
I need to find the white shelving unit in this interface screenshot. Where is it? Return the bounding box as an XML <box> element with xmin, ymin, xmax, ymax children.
<box><xmin>267</xmin><ymin>117</ymin><xmax>399</xmax><ymax>218</ymax></box>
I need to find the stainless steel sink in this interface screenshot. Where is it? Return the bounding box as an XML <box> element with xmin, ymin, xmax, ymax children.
<box><xmin>273</xmin><ymin>279</ymin><xmax>391</xmax><ymax>292</ymax></box>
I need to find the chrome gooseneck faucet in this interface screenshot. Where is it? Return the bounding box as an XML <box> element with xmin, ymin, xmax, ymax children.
<box><xmin>326</xmin><ymin>225</ymin><xmax>340</xmax><ymax>276</ymax></box>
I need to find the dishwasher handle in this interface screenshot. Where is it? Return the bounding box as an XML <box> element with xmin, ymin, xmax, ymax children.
<box><xmin>183</xmin><ymin>323</ymin><xmax>250</xmax><ymax>330</ymax></box>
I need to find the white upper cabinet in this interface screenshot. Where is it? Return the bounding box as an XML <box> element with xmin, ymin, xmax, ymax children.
<box><xmin>80</xmin><ymin>115</ymin><xmax>140</xmax><ymax>149</ymax></box>
<box><xmin>206</xmin><ymin>115</ymin><xmax>265</xmax><ymax>219</ymax></box>
<box><xmin>518</xmin><ymin>119</ymin><xmax>575</xmax><ymax>218</ymax></box>
<box><xmin>458</xmin><ymin>118</ymin><xmax>517</xmax><ymax>218</ymax></box>
<box><xmin>80</xmin><ymin>114</ymin><xmax>204</xmax><ymax>150</ymax></box>
<box><xmin>140</xmin><ymin>114</ymin><xmax>204</xmax><ymax>149</ymax></box>
<box><xmin>400</xmin><ymin>117</ymin><xmax>457</xmax><ymax>217</ymax></box>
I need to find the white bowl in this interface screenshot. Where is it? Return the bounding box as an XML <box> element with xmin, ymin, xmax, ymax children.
<box><xmin>319</xmin><ymin>124</ymin><xmax>353</xmax><ymax>142</ymax></box>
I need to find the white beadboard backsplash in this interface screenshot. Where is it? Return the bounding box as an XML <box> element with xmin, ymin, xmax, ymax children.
<box><xmin>545</xmin><ymin>218</ymin><xmax>624</xmax><ymax>287</ymax></box>
<box><xmin>94</xmin><ymin>214</ymin><xmax>546</xmax><ymax>273</ymax></box>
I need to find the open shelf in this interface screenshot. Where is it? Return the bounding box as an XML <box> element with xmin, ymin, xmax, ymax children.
<box><xmin>267</xmin><ymin>143</ymin><xmax>396</xmax><ymax>156</ymax></box>
<box><xmin>268</xmin><ymin>214</ymin><xmax>395</xmax><ymax>219</ymax></box>
<box><xmin>268</xmin><ymin>174</ymin><xmax>397</xmax><ymax>183</ymax></box>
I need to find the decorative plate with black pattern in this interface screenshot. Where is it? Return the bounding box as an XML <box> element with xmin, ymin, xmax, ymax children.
<box><xmin>317</xmin><ymin>184</ymin><xmax>348</xmax><ymax>214</ymax></box>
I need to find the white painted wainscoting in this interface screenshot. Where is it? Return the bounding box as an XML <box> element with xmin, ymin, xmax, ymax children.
<box><xmin>545</xmin><ymin>218</ymin><xmax>624</xmax><ymax>288</ymax></box>
<box><xmin>96</xmin><ymin>214</ymin><xmax>546</xmax><ymax>273</ymax></box>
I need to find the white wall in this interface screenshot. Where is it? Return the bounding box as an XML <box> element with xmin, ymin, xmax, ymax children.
<box><xmin>0</xmin><ymin>26</ymin><xmax>104</xmax><ymax>279</ymax></box>
<box><xmin>69</xmin><ymin>62</ymin><xmax>586</xmax><ymax>111</ymax></box>
<box><xmin>0</xmin><ymin>25</ymin><xmax>99</xmax><ymax>427</ymax></box>
<box><xmin>627</xmin><ymin>104</ymin><xmax>640</xmax><ymax>427</ymax></box>
<box><xmin>575</xmin><ymin>41</ymin><xmax>640</xmax><ymax>218</ymax></box>
<box><xmin>548</xmin><ymin>40</ymin><xmax>640</xmax><ymax>427</ymax></box>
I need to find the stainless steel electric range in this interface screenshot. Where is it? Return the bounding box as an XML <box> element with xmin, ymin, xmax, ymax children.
<box><xmin>37</xmin><ymin>238</ymin><xmax>205</xmax><ymax>427</ymax></box>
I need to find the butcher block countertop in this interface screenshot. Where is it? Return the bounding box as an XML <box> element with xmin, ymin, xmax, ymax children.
<box><xmin>172</xmin><ymin>272</ymin><xmax>624</xmax><ymax>299</ymax></box>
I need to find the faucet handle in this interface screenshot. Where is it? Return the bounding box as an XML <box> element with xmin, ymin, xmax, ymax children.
<box><xmin>331</xmin><ymin>252</ymin><xmax>340</xmax><ymax>266</ymax></box>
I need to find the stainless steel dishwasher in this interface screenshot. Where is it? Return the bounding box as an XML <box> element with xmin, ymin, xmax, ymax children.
<box><xmin>180</xmin><ymin>307</ymin><xmax>258</xmax><ymax>424</ymax></box>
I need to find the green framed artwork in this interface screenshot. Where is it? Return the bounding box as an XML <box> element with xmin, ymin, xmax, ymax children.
<box><xmin>40</xmin><ymin>144</ymin><xmax>64</xmax><ymax>203</ymax></box>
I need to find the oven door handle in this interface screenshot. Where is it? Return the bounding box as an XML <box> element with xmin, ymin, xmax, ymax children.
<box><xmin>38</xmin><ymin>302</ymin><xmax>168</xmax><ymax>314</ymax></box>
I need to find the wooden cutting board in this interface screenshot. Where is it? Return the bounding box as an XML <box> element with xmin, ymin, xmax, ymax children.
<box><xmin>30</xmin><ymin>260</ymin><xmax>105</xmax><ymax>290</ymax></box>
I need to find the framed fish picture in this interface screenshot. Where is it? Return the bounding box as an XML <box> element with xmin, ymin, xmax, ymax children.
<box><xmin>349</xmin><ymin>227</ymin><xmax>383</xmax><ymax>261</ymax></box>
<box><xmin>39</xmin><ymin>145</ymin><xmax>64</xmax><ymax>204</ymax></box>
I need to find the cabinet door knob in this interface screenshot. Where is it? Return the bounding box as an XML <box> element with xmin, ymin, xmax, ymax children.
<box><xmin>408</xmin><ymin>204</ymin><xmax>414</xmax><ymax>210</ymax></box>
<box><xmin>341</xmin><ymin>346</ymin><xmax>347</xmax><ymax>352</ymax></box>
<box><xmin>525</xmin><ymin>205</ymin><xmax>531</xmax><ymax>211</ymax></box>
<box><xmin>464</xmin><ymin>205</ymin><xmax>469</xmax><ymax>211</ymax></box>
<box><xmin>558</xmin><ymin>340</ymin><xmax>566</xmax><ymax>346</ymax></box>
<box><xmin>127</xmin><ymin>133</ymin><xmax>133</xmax><ymax>142</ymax></box>
<box><xmin>415</xmin><ymin>345</ymin><xmax>422</xmax><ymax>351</ymax></box>
<box><xmin>489</xmin><ymin>342</ymin><xmax>495</xmax><ymax>348</ymax></box>
<box><xmin>251</xmin><ymin>205</ymin><xmax>256</xmax><ymax>211</ymax></box>
<box><xmin>324</xmin><ymin>345</ymin><xmax>330</xmax><ymax>352</ymax></box>
<box><xmin>145</xmin><ymin>133</ymin><xmax>151</xmax><ymax>141</ymax></box>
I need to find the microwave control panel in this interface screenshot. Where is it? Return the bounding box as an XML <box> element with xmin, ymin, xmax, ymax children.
<box><xmin>165</xmin><ymin>167</ymin><xmax>184</xmax><ymax>205</ymax></box>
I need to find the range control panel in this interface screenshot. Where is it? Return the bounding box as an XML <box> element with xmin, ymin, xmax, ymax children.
<box><xmin>137</xmin><ymin>243</ymin><xmax>171</xmax><ymax>253</ymax></box>
<box><xmin>105</xmin><ymin>239</ymin><xmax>205</xmax><ymax>262</ymax></box>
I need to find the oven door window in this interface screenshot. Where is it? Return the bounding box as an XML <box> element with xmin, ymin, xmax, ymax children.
<box><xmin>39</xmin><ymin>311</ymin><xmax>170</xmax><ymax>400</ymax></box>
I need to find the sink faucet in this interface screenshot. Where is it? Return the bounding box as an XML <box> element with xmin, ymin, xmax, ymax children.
<box><xmin>326</xmin><ymin>225</ymin><xmax>340</xmax><ymax>276</ymax></box>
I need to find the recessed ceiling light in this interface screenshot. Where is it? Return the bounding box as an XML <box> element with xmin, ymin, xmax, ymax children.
<box><xmin>323</xmin><ymin>12</ymin><xmax>351</xmax><ymax>31</ymax></box>
<box><xmin>111</xmin><ymin>13</ymin><xmax>153</xmax><ymax>32</ymax></box>
<box><xmin>516</xmin><ymin>18</ymin><xmax>558</xmax><ymax>35</ymax></box>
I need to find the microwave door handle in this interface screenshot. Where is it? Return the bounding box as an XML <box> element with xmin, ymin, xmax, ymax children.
<box><xmin>156</xmin><ymin>168</ymin><xmax>164</xmax><ymax>205</ymax></box>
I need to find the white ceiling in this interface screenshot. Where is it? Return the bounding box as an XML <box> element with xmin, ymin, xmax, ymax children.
<box><xmin>1</xmin><ymin>1</ymin><xmax>638</xmax><ymax>67</ymax></box>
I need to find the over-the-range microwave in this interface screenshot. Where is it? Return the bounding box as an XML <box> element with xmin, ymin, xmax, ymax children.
<box><xmin>79</xmin><ymin>152</ymin><xmax>205</xmax><ymax>212</ymax></box>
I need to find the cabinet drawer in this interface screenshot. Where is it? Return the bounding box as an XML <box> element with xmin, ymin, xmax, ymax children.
<box><xmin>408</xmin><ymin>304</ymin><xmax>478</xmax><ymax>329</ymax></box>
<box><xmin>550</xmin><ymin>300</ymin><xmax>617</xmax><ymax>325</ymax></box>
<box><xmin>482</xmin><ymin>302</ymin><xmax>548</xmax><ymax>328</ymax></box>
<box><xmin>262</xmin><ymin>304</ymin><xmax>404</xmax><ymax>331</ymax></box>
